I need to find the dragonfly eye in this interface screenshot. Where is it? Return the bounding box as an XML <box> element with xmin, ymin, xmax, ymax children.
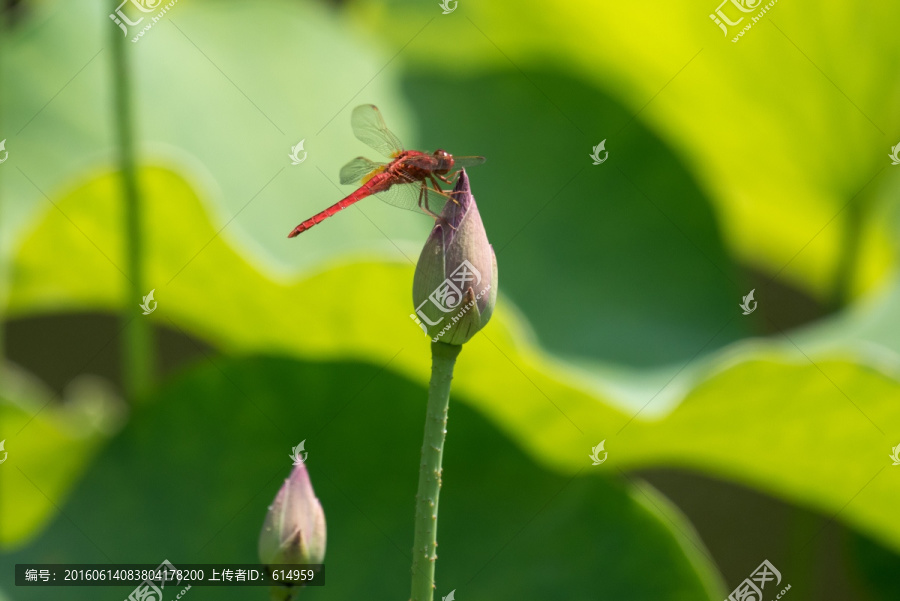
<box><xmin>433</xmin><ymin>149</ymin><xmax>453</xmax><ymax>173</ymax></box>
<box><xmin>432</xmin><ymin>150</ymin><xmax>452</xmax><ymax>174</ymax></box>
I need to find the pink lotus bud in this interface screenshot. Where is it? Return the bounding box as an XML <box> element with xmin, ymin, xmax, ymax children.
<box><xmin>259</xmin><ymin>463</ymin><xmax>326</xmax><ymax>599</ymax></box>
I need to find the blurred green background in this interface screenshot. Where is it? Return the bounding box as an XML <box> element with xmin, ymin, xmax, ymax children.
<box><xmin>1</xmin><ymin>0</ymin><xmax>900</xmax><ymax>599</ymax></box>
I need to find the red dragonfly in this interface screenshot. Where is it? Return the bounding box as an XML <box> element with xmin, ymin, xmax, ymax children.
<box><xmin>288</xmin><ymin>104</ymin><xmax>485</xmax><ymax>237</ymax></box>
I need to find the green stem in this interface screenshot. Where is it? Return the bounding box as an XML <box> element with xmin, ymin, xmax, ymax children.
<box><xmin>110</xmin><ymin>6</ymin><xmax>153</xmax><ymax>400</ymax></box>
<box><xmin>0</xmin><ymin>7</ymin><xmax>7</xmax><ymax>364</ymax></box>
<box><xmin>410</xmin><ymin>341</ymin><xmax>462</xmax><ymax>601</ymax></box>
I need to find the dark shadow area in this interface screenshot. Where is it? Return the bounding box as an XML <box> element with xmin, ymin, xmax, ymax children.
<box><xmin>4</xmin><ymin>312</ymin><xmax>213</xmax><ymax>398</ymax></box>
<box><xmin>640</xmin><ymin>467</ymin><xmax>900</xmax><ymax>601</ymax></box>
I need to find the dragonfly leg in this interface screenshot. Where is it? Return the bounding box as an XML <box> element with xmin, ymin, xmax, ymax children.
<box><xmin>418</xmin><ymin>182</ymin><xmax>442</xmax><ymax>221</ymax></box>
<box><xmin>445</xmin><ymin>170</ymin><xmax>470</xmax><ymax>187</ymax></box>
<box><xmin>418</xmin><ymin>182</ymin><xmax>457</xmax><ymax>230</ymax></box>
<box><xmin>429</xmin><ymin>174</ymin><xmax>460</xmax><ymax>206</ymax></box>
<box><xmin>443</xmin><ymin>173</ymin><xmax>466</xmax><ymax>204</ymax></box>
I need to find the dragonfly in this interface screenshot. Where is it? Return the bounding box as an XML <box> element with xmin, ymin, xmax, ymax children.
<box><xmin>288</xmin><ymin>104</ymin><xmax>485</xmax><ymax>237</ymax></box>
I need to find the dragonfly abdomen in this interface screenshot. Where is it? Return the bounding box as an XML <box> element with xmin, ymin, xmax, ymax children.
<box><xmin>287</xmin><ymin>174</ymin><xmax>387</xmax><ymax>237</ymax></box>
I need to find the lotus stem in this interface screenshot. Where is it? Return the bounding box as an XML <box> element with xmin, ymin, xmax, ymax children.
<box><xmin>110</xmin><ymin>0</ymin><xmax>154</xmax><ymax>400</ymax></box>
<box><xmin>410</xmin><ymin>341</ymin><xmax>462</xmax><ymax>601</ymax></box>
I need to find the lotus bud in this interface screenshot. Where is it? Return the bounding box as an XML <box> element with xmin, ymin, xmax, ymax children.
<box><xmin>411</xmin><ymin>169</ymin><xmax>498</xmax><ymax>345</ymax></box>
<box><xmin>259</xmin><ymin>463</ymin><xmax>326</xmax><ymax>600</ymax></box>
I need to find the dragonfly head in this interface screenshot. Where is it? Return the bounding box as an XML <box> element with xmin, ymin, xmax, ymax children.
<box><xmin>433</xmin><ymin>148</ymin><xmax>454</xmax><ymax>174</ymax></box>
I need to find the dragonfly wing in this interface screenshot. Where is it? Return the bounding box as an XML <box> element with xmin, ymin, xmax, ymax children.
<box><xmin>403</xmin><ymin>153</ymin><xmax>484</xmax><ymax>173</ymax></box>
<box><xmin>373</xmin><ymin>175</ymin><xmax>450</xmax><ymax>217</ymax></box>
<box><xmin>451</xmin><ymin>155</ymin><xmax>486</xmax><ymax>169</ymax></box>
<box><xmin>351</xmin><ymin>104</ymin><xmax>404</xmax><ymax>159</ymax></box>
<box><xmin>339</xmin><ymin>156</ymin><xmax>386</xmax><ymax>185</ymax></box>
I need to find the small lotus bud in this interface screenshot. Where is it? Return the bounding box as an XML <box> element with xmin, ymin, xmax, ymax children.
<box><xmin>411</xmin><ymin>169</ymin><xmax>498</xmax><ymax>345</ymax></box>
<box><xmin>259</xmin><ymin>463</ymin><xmax>326</xmax><ymax>600</ymax></box>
